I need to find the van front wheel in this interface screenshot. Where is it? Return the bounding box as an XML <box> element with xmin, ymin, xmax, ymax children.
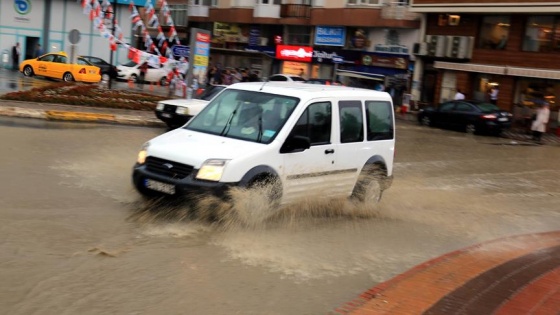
<box><xmin>233</xmin><ymin>176</ymin><xmax>282</xmax><ymax>226</ymax></box>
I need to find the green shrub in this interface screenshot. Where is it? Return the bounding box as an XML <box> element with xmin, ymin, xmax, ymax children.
<box><xmin>0</xmin><ymin>82</ymin><xmax>169</xmax><ymax>111</ymax></box>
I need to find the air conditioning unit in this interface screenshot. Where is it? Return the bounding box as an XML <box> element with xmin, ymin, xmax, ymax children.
<box><xmin>426</xmin><ymin>35</ymin><xmax>447</xmax><ymax>57</ymax></box>
<box><xmin>413</xmin><ymin>42</ymin><xmax>428</xmax><ymax>56</ymax></box>
<box><xmin>445</xmin><ymin>36</ymin><xmax>474</xmax><ymax>59</ymax></box>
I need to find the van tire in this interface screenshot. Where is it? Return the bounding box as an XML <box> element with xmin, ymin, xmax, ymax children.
<box><xmin>234</xmin><ymin>176</ymin><xmax>282</xmax><ymax>226</ymax></box>
<box><xmin>351</xmin><ymin>164</ymin><xmax>385</xmax><ymax>204</ymax></box>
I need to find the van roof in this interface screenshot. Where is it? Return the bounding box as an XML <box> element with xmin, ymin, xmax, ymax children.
<box><xmin>227</xmin><ymin>82</ymin><xmax>393</xmax><ymax>102</ymax></box>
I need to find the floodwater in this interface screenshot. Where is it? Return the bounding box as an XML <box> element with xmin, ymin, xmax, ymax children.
<box><xmin>0</xmin><ymin>117</ymin><xmax>559</xmax><ymax>315</ymax></box>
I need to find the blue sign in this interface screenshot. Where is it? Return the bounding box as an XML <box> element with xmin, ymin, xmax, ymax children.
<box><xmin>314</xmin><ymin>26</ymin><xmax>346</xmax><ymax>47</ymax></box>
<box><xmin>332</xmin><ymin>56</ymin><xmax>344</xmax><ymax>64</ymax></box>
<box><xmin>172</xmin><ymin>45</ymin><xmax>190</xmax><ymax>58</ymax></box>
<box><xmin>14</xmin><ymin>0</ymin><xmax>31</xmax><ymax>15</ymax></box>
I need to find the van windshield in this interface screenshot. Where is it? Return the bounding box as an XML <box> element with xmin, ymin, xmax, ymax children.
<box><xmin>185</xmin><ymin>89</ymin><xmax>299</xmax><ymax>144</ymax></box>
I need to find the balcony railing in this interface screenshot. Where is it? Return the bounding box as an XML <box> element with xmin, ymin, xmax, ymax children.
<box><xmin>280</xmin><ymin>4</ymin><xmax>310</xmax><ymax>18</ymax></box>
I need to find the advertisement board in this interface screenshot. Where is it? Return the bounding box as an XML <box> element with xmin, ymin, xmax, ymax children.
<box><xmin>314</xmin><ymin>26</ymin><xmax>346</xmax><ymax>46</ymax></box>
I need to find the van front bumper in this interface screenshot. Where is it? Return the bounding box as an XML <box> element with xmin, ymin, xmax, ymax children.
<box><xmin>132</xmin><ymin>164</ymin><xmax>237</xmax><ymax>199</ymax></box>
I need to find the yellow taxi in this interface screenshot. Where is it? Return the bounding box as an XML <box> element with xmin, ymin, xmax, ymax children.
<box><xmin>19</xmin><ymin>52</ymin><xmax>101</xmax><ymax>83</ymax></box>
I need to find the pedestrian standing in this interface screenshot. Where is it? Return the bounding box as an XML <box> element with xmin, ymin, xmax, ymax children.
<box><xmin>34</xmin><ymin>44</ymin><xmax>44</xmax><ymax>58</ymax></box>
<box><xmin>489</xmin><ymin>86</ymin><xmax>499</xmax><ymax>105</ymax></box>
<box><xmin>454</xmin><ymin>89</ymin><xmax>465</xmax><ymax>100</ymax></box>
<box><xmin>222</xmin><ymin>69</ymin><xmax>233</xmax><ymax>85</ymax></box>
<box><xmin>138</xmin><ymin>62</ymin><xmax>148</xmax><ymax>90</ymax></box>
<box><xmin>531</xmin><ymin>101</ymin><xmax>550</xmax><ymax>144</ymax></box>
<box><xmin>167</xmin><ymin>67</ymin><xmax>180</xmax><ymax>97</ymax></box>
<box><xmin>232</xmin><ymin>68</ymin><xmax>242</xmax><ymax>84</ymax></box>
<box><xmin>11</xmin><ymin>43</ymin><xmax>20</xmax><ymax>71</ymax></box>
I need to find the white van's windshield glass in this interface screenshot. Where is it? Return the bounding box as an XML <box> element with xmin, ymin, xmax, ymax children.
<box><xmin>185</xmin><ymin>89</ymin><xmax>299</xmax><ymax>144</ymax></box>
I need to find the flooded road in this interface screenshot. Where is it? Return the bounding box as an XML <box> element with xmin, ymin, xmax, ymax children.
<box><xmin>0</xmin><ymin>117</ymin><xmax>558</xmax><ymax>315</ymax></box>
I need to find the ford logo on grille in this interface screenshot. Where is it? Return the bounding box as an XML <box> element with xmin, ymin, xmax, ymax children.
<box><xmin>163</xmin><ymin>163</ymin><xmax>174</xmax><ymax>169</ymax></box>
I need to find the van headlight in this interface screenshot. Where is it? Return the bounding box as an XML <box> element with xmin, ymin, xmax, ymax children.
<box><xmin>176</xmin><ymin>107</ymin><xmax>188</xmax><ymax>115</ymax></box>
<box><xmin>196</xmin><ymin>159</ymin><xmax>229</xmax><ymax>181</ymax></box>
<box><xmin>137</xmin><ymin>142</ymin><xmax>150</xmax><ymax>164</ymax></box>
<box><xmin>156</xmin><ymin>103</ymin><xmax>164</xmax><ymax>110</ymax></box>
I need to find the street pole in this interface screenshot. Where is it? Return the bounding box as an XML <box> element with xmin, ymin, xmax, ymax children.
<box><xmin>108</xmin><ymin>0</ymin><xmax>117</xmax><ymax>89</ymax></box>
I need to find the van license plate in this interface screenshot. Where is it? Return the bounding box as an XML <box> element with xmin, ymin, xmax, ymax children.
<box><xmin>498</xmin><ymin>117</ymin><xmax>508</xmax><ymax>122</ymax></box>
<box><xmin>145</xmin><ymin>179</ymin><xmax>175</xmax><ymax>194</ymax></box>
<box><xmin>161</xmin><ymin>113</ymin><xmax>172</xmax><ymax>118</ymax></box>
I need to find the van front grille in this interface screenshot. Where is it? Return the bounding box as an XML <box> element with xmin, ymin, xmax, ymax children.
<box><xmin>145</xmin><ymin>156</ymin><xmax>194</xmax><ymax>179</ymax></box>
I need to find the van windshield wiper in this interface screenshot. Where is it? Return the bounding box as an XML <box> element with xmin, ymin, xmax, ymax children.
<box><xmin>220</xmin><ymin>102</ymin><xmax>242</xmax><ymax>136</ymax></box>
<box><xmin>256</xmin><ymin>112</ymin><xmax>263</xmax><ymax>143</ymax></box>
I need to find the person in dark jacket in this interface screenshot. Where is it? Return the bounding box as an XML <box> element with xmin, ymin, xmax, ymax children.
<box><xmin>11</xmin><ymin>43</ymin><xmax>20</xmax><ymax>71</ymax></box>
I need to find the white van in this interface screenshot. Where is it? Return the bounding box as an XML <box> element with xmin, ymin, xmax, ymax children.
<box><xmin>132</xmin><ymin>82</ymin><xmax>395</xmax><ymax>207</ymax></box>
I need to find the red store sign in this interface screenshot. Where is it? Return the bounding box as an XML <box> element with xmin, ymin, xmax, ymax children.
<box><xmin>276</xmin><ymin>45</ymin><xmax>313</xmax><ymax>62</ymax></box>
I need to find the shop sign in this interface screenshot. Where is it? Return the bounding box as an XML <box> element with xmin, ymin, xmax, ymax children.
<box><xmin>248</xmin><ymin>27</ymin><xmax>260</xmax><ymax>46</ymax></box>
<box><xmin>313</xmin><ymin>50</ymin><xmax>342</xmax><ymax>63</ymax></box>
<box><xmin>213</xmin><ymin>22</ymin><xmax>249</xmax><ymax>44</ymax></box>
<box><xmin>360</xmin><ymin>54</ymin><xmax>408</xmax><ymax>69</ymax></box>
<box><xmin>245</xmin><ymin>46</ymin><xmax>276</xmax><ymax>57</ymax></box>
<box><xmin>373</xmin><ymin>44</ymin><xmax>409</xmax><ymax>54</ymax></box>
<box><xmin>276</xmin><ymin>45</ymin><xmax>313</xmax><ymax>62</ymax></box>
<box><xmin>348</xmin><ymin>28</ymin><xmax>370</xmax><ymax>49</ymax></box>
<box><xmin>314</xmin><ymin>26</ymin><xmax>346</xmax><ymax>46</ymax></box>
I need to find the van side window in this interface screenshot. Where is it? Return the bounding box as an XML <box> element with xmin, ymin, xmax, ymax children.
<box><xmin>339</xmin><ymin>101</ymin><xmax>364</xmax><ymax>143</ymax></box>
<box><xmin>290</xmin><ymin>102</ymin><xmax>332</xmax><ymax>145</ymax></box>
<box><xmin>365</xmin><ymin>101</ymin><xmax>394</xmax><ymax>140</ymax></box>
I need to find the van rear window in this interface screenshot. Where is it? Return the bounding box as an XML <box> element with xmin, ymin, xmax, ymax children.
<box><xmin>366</xmin><ymin>101</ymin><xmax>394</xmax><ymax>141</ymax></box>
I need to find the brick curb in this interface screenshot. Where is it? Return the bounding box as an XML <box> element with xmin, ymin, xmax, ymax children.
<box><xmin>331</xmin><ymin>230</ymin><xmax>560</xmax><ymax>315</ymax></box>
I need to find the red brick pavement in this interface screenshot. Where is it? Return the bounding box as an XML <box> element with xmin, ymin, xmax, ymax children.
<box><xmin>333</xmin><ymin>231</ymin><xmax>560</xmax><ymax>315</ymax></box>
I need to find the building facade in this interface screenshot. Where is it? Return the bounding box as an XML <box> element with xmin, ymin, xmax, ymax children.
<box><xmin>186</xmin><ymin>0</ymin><xmax>420</xmax><ymax>104</ymax></box>
<box><xmin>410</xmin><ymin>0</ymin><xmax>560</xmax><ymax>130</ymax></box>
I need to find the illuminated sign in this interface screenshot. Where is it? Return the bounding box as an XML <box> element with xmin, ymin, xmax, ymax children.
<box><xmin>276</xmin><ymin>45</ymin><xmax>313</xmax><ymax>62</ymax></box>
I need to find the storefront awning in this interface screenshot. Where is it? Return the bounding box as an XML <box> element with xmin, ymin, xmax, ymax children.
<box><xmin>434</xmin><ymin>61</ymin><xmax>506</xmax><ymax>75</ymax></box>
<box><xmin>336</xmin><ymin>69</ymin><xmax>385</xmax><ymax>82</ymax></box>
<box><xmin>210</xmin><ymin>47</ymin><xmax>275</xmax><ymax>59</ymax></box>
<box><xmin>434</xmin><ymin>61</ymin><xmax>560</xmax><ymax>80</ymax></box>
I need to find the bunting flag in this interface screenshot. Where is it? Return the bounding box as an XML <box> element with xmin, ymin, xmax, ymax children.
<box><xmin>77</xmin><ymin>0</ymin><xmax>191</xmax><ymax>65</ymax></box>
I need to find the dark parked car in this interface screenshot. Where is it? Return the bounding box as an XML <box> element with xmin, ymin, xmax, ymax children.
<box><xmin>80</xmin><ymin>56</ymin><xmax>118</xmax><ymax>81</ymax></box>
<box><xmin>417</xmin><ymin>100</ymin><xmax>513</xmax><ymax>135</ymax></box>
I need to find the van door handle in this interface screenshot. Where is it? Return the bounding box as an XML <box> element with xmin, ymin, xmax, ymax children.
<box><xmin>324</xmin><ymin>149</ymin><xmax>335</xmax><ymax>154</ymax></box>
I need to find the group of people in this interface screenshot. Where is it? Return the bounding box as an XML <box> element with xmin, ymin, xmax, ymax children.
<box><xmin>207</xmin><ymin>66</ymin><xmax>261</xmax><ymax>85</ymax></box>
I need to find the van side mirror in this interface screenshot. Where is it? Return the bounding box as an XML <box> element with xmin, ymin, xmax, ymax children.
<box><xmin>280</xmin><ymin>135</ymin><xmax>311</xmax><ymax>153</ymax></box>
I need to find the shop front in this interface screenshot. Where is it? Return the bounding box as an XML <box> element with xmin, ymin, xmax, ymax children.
<box><xmin>275</xmin><ymin>45</ymin><xmax>313</xmax><ymax>78</ymax></box>
<box><xmin>434</xmin><ymin>61</ymin><xmax>560</xmax><ymax>132</ymax></box>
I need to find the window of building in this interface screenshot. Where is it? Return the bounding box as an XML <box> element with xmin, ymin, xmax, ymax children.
<box><xmin>522</xmin><ymin>16</ymin><xmax>560</xmax><ymax>52</ymax></box>
<box><xmin>478</xmin><ymin>16</ymin><xmax>510</xmax><ymax>50</ymax></box>
<box><xmin>259</xmin><ymin>0</ymin><xmax>282</xmax><ymax>4</ymax></box>
<box><xmin>348</xmin><ymin>0</ymin><xmax>381</xmax><ymax>5</ymax></box>
<box><xmin>286</xmin><ymin>25</ymin><xmax>311</xmax><ymax>45</ymax></box>
<box><xmin>191</xmin><ymin>0</ymin><xmax>215</xmax><ymax>5</ymax></box>
<box><xmin>168</xmin><ymin>5</ymin><xmax>188</xmax><ymax>26</ymax></box>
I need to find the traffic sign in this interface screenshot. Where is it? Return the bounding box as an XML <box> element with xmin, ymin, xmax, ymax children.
<box><xmin>68</xmin><ymin>29</ymin><xmax>81</xmax><ymax>44</ymax></box>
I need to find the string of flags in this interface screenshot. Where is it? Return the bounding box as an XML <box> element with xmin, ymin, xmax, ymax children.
<box><xmin>79</xmin><ymin>0</ymin><xmax>182</xmax><ymax>67</ymax></box>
